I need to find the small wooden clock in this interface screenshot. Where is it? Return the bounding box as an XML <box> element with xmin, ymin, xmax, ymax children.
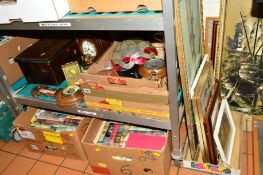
<box><xmin>76</xmin><ymin>38</ymin><xmax>111</xmax><ymax>69</ymax></box>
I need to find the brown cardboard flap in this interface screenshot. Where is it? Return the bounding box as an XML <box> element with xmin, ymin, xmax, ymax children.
<box><xmin>13</xmin><ymin>106</ymin><xmax>38</xmax><ymax>128</ymax></box>
<box><xmin>68</xmin><ymin>0</ymin><xmax>162</xmax><ymax>13</ymax></box>
<box><xmin>80</xmin><ymin>79</ymin><xmax>168</xmax><ymax>105</ymax></box>
<box><xmin>0</xmin><ymin>37</ymin><xmax>38</xmax><ymax>84</ymax></box>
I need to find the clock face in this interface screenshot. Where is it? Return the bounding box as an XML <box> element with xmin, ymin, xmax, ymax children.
<box><xmin>144</xmin><ymin>59</ymin><xmax>165</xmax><ymax>70</ymax></box>
<box><xmin>82</xmin><ymin>41</ymin><xmax>97</xmax><ymax>57</ymax></box>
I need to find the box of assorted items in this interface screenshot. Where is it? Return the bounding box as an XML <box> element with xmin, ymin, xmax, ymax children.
<box><xmin>0</xmin><ymin>0</ymin><xmax>70</xmax><ymax>24</ymax></box>
<box><xmin>13</xmin><ymin>107</ymin><xmax>91</xmax><ymax>160</ymax></box>
<box><xmin>15</xmin><ymin>39</ymin><xmax>81</xmax><ymax>85</ymax></box>
<box><xmin>82</xmin><ymin>118</ymin><xmax>171</xmax><ymax>175</ymax></box>
<box><xmin>80</xmin><ymin>40</ymin><xmax>171</xmax><ymax>119</ymax></box>
<box><xmin>68</xmin><ymin>0</ymin><xmax>162</xmax><ymax>13</ymax></box>
<box><xmin>0</xmin><ymin>36</ymin><xmax>38</xmax><ymax>85</ymax></box>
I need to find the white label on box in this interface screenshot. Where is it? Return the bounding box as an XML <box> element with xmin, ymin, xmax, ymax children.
<box><xmin>77</xmin><ymin>110</ymin><xmax>97</xmax><ymax>116</ymax></box>
<box><xmin>39</xmin><ymin>22</ymin><xmax>71</xmax><ymax>27</ymax></box>
<box><xmin>31</xmin><ymin>144</ymin><xmax>39</xmax><ymax>150</ymax></box>
<box><xmin>18</xmin><ymin>130</ymin><xmax>35</xmax><ymax>140</ymax></box>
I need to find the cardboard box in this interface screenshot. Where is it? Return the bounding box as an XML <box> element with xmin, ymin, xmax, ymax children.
<box><xmin>0</xmin><ymin>0</ymin><xmax>70</xmax><ymax>24</ymax></box>
<box><xmin>82</xmin><ymin>118</ymin><xmax>172</xmax><ymax>175</ymax></box>
<box><xmin>68</xmin><ymin>0</ymin><xmax>162</xmax><ymax>13</ymax></box>
<box><xmin>0</xmin><ymin>37</ymin><xmax>38</xmax><ymax>85</ymax></box>
<box><xmin>81</xmin><ymin>42</ymin><xmax>167</xmax><ymax>89</ymax></box>
<box><xmin>80</xmin><ymin>79</ymin><xmax>168</xmax><ymax>105</ymax></box>
<box><xmin>84</xmin><ymin>95</ymin><xmax>170</xmax><ymax>120</ymax></box>
<box><xmin>80</xmin><ymin>42</ymin><xmax>169</xmax><ymax>108</ymax></box>
<box><xmin>13</xmin><ymin>107</ymin><xmax>91</xmax><ymax>160</ymax></box>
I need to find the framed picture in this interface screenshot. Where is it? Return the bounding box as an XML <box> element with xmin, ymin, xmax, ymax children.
<box><xmin>174</xmin><ymin>0</ymin><xmax>203</xmax><ymax>159</ymax></box>
<box><xmin>213</xmin><ymin>99</ymin><xmax>236</xmax><ymax>165</ymax></box>
<box><xmin>203</xmin><ymin>80</ymin><xmax>220</xmax><ymax>164</ymax></box>
<box><xmin>192</xmin><ymin>60</ymin><xmax>214</xmax><ymax>163</ymax></box>
<box><xmin>219</xmin><ymin>0</ymin><xmax>263</xmax><ymax>114</ymax></box>
<box><xmin>204</xmin><ymin>17</ymin><xmax>219</xmax><ymax>67</ymax></box>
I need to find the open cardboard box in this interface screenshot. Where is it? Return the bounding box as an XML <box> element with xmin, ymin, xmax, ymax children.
<box><xmin>81</xmin><ymin>118</ymin><xmax>172</xmax><ymax>175</ymax></box>
<box><xmin>80</xmin><ymin>41</ymin><xmax>169</xmax><ymax>108</ymax></box>
<box><xmin>68</xmin><ymin>0</ymin><xmax>162</xmax><ymax>13</ymax></box>
<box><xmin>0</xmin><ymin>37</ymin><xmax>38</xmax><ymax>85</ymax></box>
<box><xmin>13</xmin><ymin>107</ymin><xmax>91</xmax><ymax>160</ymax></box>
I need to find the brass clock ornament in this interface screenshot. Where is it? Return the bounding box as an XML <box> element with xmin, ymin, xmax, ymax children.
<box><xmin>138</xmin><ymin>59</ymin><xmax>166</xmax><ymax>80</ymax></box>
<box><xmin>62</xmin><ymin>61</ymin><xmax>81</xmax><ymax>85</ymax></box>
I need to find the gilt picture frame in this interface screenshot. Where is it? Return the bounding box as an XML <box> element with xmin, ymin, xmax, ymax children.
<box><xmin>192</xmin><ymin>60</ymin><xmax>214</xmax><ymax>163</ymax></box>
<box><xmin>213</xmin><ymin>99</ymin><xmax>236</xmax><ymax>165</ymax></box>
<box><xmin>174</xmin><ymin>0</ymin><xmax>203</xmax><ymax>159</ymax></box>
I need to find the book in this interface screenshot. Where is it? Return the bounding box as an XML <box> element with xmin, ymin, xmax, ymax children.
<box><xmin>97</xmin><ymin>122</ymin><xmax>110</xmax><ymax>144</ymax></box>
<box><xmin>93</xmin><ymin>121</ymin><xmax>106</xmax><ymax>143</ymax></box>
<box><xmin>125</xmin><ymin>133</ymin><xmax>166</xmax><ymax>150</ymax></box>
<box><xmin>119</xmin><ymin>125</ymin><xmax>130</xmax><ymax>147</ymax></box>
<box><xmin>109</xmin><ymin>124</ymin><xmax>119</xmax><ymax>145</ymax></box>
<box><xmin>113</xmin><ymin>124</ymin><xmax>125</xmax><ymax>145</ymax></box>
<box><xmin>102</xmin><ymin>122</ymin><xmax>115</xmax><ymax>145</ymax></box>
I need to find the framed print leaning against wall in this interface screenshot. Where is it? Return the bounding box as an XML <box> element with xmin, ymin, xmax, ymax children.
<box><xmin>213</xmin><ymin>99</ymin><xmax>236</xmax><ymax>165</ymax></box>
<box><xmin>174</xmin><ymin>0</ymin><xmax>203</xmax><ymax>159</ymax></box>
<box><xmin>219</xmin><ymin>0</ymin><xmax>263</xmax><ymax>114</ymax></box>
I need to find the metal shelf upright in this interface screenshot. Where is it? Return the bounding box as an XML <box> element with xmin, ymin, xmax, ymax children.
<box><xmin>0</xmin><ymin>0</ymin><xmax>182</xmax><ymax>161</ymax></box>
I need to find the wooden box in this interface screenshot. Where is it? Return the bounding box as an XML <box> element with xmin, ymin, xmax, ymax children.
<box><xmin>15</xmin><ymin>39</ymin><xmax>80</xmax><ymax>85</ymax></box>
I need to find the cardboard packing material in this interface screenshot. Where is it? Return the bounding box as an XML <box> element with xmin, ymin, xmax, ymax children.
<box><xmin>82</xmin><ymin>118</ymin><xmax>172</xmax><ymax>175</ymax></box>
<box><xmin>0</xmin><ymin>0</ymin><xmax>70</xmax><ymax>24</ymax></box>
<box><xmin>68</xmin><ymin>0</ymin><xmax>162</xmax><ymax>13</ymax></box>
<box><xmin>0</xmin><ymin>37</ymin><xmax>38</xmax><ymax>85</ymax></box>
<box><xmin>13</xmin><ymin>107</ymin><xmax>91</xmax><ymax>160</ymax></box>
<box><xmin>84</xmin><ymin>95</ymin><xmax>170</xmax><ymax>120</ymax></box>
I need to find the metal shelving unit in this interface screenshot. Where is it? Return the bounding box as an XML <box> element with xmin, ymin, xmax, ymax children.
<box><xmin>0</xmin><ymin>0</ymin><xmax>182</xmax><ymax>160</ymax></box>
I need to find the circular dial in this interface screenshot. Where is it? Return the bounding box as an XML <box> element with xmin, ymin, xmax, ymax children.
<box><xmin>82</xmin><ymin>41</ymin><xmax>97</xmax><ymax>57</ymax></box>
<box><xmin>144</xmin><ymin>59</ymin><xmax>165</xmax><ymax>70</ymax></box>
<box><xmin>63</xmin><ymin>85</ymin><xmax>80</xmax><ymax>96</ymax></box>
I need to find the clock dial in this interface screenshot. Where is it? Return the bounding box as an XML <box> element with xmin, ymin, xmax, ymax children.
<box><xmin>82</xmin><ymin>41</ymin><xmax>97</xmax><ymax>57</ymax></box>
<box><xmin>144</xmin><ymin>59</ymin><xmax>165</xmax><ymax>70</ymax></box>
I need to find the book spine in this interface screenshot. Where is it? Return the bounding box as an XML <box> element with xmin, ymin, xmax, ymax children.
<box><xmin>102</xmin><ymin>123</ymin><xmax>115</xmax><ymax>145</ymax></box>
<box><xmin>97</xmin><ymin>122</ymin><xmax>110</xmax><ymax>144</ymax></box>
<box><xmin>129</xmin><ymin>130</ymin><xmax>166</xmax><ymax>136</ymax></box>
<box><xmin>109</xmin><ymin>124</ymin><xmax>119</xmax><ymax>145</ymax></box>
<box><xmin>93</xmin><ymin>121</ymin><xmax>106</xmax><ymax>143</ymax></box>
<box><xmin>119</xmin><ymin>125</ymin><xmax>130</xmax><ymax>147</ymax></box>
<box><xmin>113</xmin><ymin>124</ymin><xmax>124</xmax><ymax>145</ymax></box>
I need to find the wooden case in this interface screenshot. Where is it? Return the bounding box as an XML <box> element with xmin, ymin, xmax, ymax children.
<box><xmin>15</xmin><ymin>39</ymin><xmax>80</xmax><ymax>85</ymax></box>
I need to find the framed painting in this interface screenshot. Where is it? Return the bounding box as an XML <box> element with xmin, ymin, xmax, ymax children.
<box><xmin>174</xmin><ymin>0</ymin><xmax>203</xmax><ymax>159</ymax></box>
<box><xmin>192</xmin><ymin>60</ymin><xmax>214</xmax><ymax>163</ymax></box>
<box><xmin>219</xmin><ymin>0</ymin><xmax>263</xmax><ymax>114</ymax></box>
<box><xmin>204</xmin><ymin>17</ymin><xmax>219</xmax><ymax>56</ymax></box>
<box><xmin>211</xmin><ymin>20</ymin><xmax>219</xmax><ymax>66</ymax></box>
<box><xmin>213</xmin><ymin>99</ymin><xmax>236</xmax><ymax>165</ymax></box>
<box><xmin>205</xmin><ymin>17</ymin><xmax>219</xmax><ymax>67</ymax></box>
<box><xmin>203</xmin><ymin>80</ymin><xmax>220</xmax><ymax>164</ymax></box>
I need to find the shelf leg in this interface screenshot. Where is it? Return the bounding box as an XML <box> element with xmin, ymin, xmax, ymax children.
<box><xmin>162</xmin><ymin>0</ymin><xmax>183</xmax><ymax>160</ymax></box>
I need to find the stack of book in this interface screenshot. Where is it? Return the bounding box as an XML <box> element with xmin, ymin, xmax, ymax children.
<box><xmin>30</xmin><ymin>109</ymin><xmax>84</xmax><ymax>132</ymax></box>
<box><xmin>94</xmin><ymin>121</ymin><xmax>167</xmax><ymax>150</ymax></box>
